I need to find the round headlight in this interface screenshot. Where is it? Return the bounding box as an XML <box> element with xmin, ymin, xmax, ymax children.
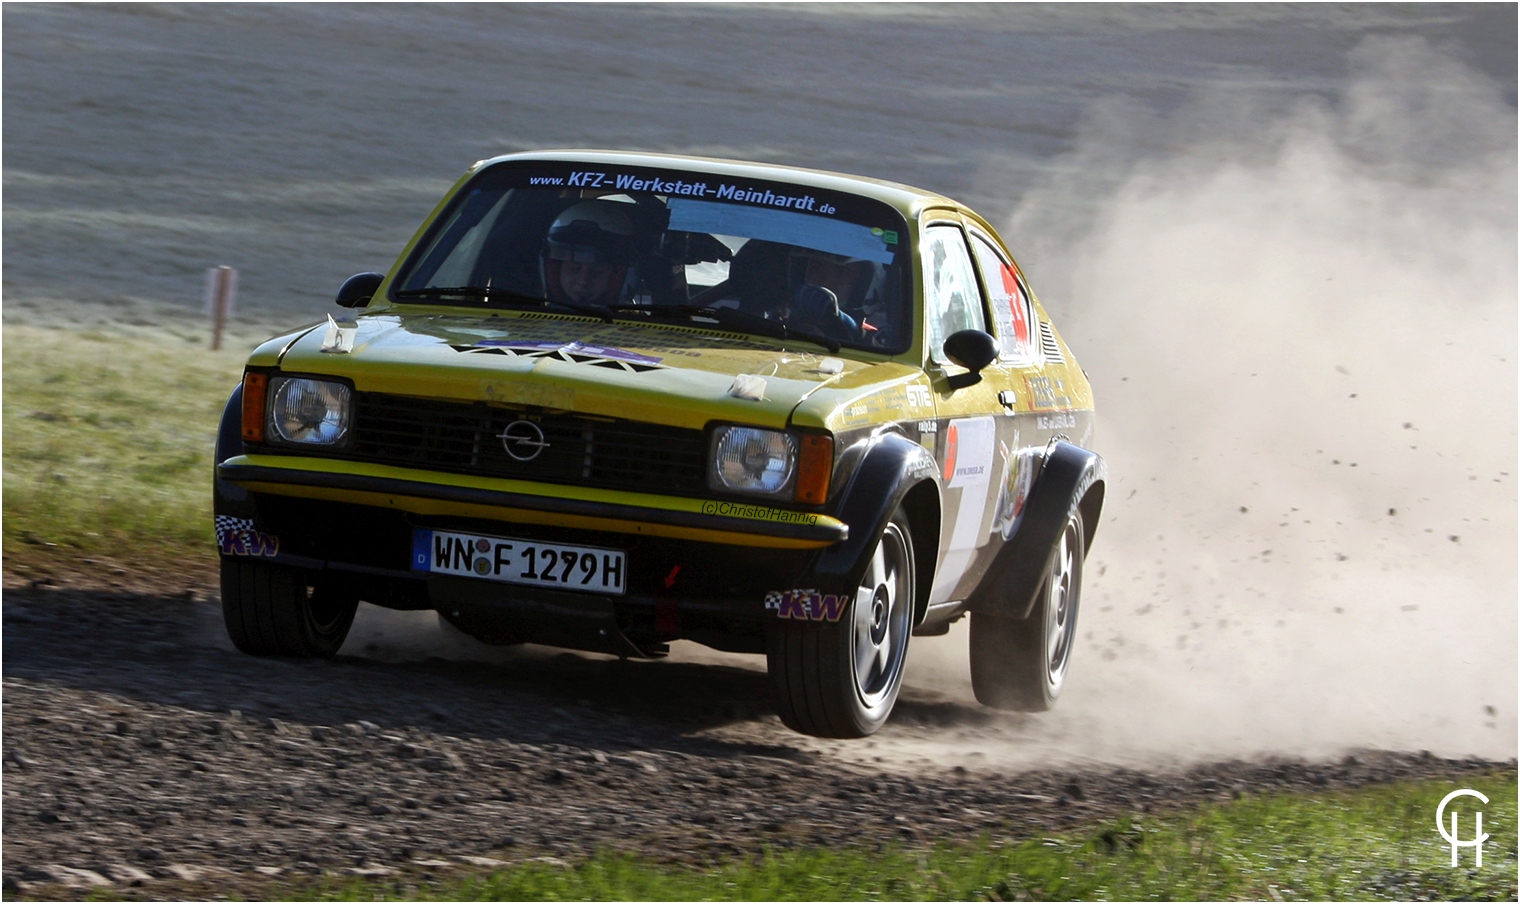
<box><xmin>711</xmin><ymin>427</ymin><xmax>796</xmax><ymax>495</ymax></box>
<box><xmin>268</xmin><ymin>378</ymin><xmax>351</xmax><ymax>445</ymax></box>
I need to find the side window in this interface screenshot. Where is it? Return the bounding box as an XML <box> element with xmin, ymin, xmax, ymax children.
<box><xmin>969</xmin><ymin>234</ymin><xmax>1035</xmax><ymax>360</ymax></box>
<box><xmin>921</xmin><ymin>224</ymin><xmax>985</xmax><ymax>365</ymax></box>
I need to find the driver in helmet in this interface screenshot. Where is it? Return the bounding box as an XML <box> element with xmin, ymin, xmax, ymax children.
<box><xmin>787</xmin><ymin>247</ymin><xmax>886</xmax><ymax>341</ymax></box>
<box><xmin>541</xmin><ymin>200</ymin><xmax>639</xmax><ymax>305</ymax></box>
<box><xmin>796</xmin><ymin>250</ymin><xmax>870</xmax><ymax>309</ymax></box>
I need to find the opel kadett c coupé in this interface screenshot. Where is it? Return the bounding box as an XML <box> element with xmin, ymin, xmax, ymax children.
<box><xmin>214</xmin><ymin>150</ymin><xmax>1105</xmax><ymax>737</ymax></box>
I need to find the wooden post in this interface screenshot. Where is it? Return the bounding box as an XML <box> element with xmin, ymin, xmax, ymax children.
<box><xmin>203</xmin><ymin>266</ymin><xmax>238</xmax><ymax>350</ymax></box>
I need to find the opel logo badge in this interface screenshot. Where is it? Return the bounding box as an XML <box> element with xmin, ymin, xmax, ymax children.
<box><xmin>499</xmin><ymin>419</ymin><xmax>549</xmax><ymax>461</ymax></box>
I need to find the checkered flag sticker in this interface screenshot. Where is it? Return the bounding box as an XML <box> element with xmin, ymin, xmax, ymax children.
<box><xmin>215</xmin><ymin>516</ymin><xmax>256</xmax><ymax>548</ymax></box>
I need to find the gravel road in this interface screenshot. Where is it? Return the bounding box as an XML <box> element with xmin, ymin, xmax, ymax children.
<box><xmin>3</xmin><ymin>557</ymin><xmax>1507</xmax><ymax>900</ymax></box>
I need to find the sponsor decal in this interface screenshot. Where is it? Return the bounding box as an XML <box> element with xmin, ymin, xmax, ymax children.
<box><xmin>905</xmin><ymin>384</ymin><xmax>932</xmax><ymax>409</ymax></box>
<box><xmin>215</xmin><ymin>516</ymin><xmax>279</xmax><ymax>557</ymax></box>
<box><xmin>945</xmin><ymin>416</ymin><xmax>996</xmax><ymax>489</ymax></box>
<box><xmin>1036</xmin><ymin>412</ymin><xmax>1077</xmax><ymax>431</ymax></box>
<box><xmin>700</xmin><ymin>501</ymin><xmax>820</xmax><ymax>526</ymax></box>
<box><xmin>931</xmin><ymin>416</ymin><xmax>999</xmax><ymax>601</ymax></box>
<box><xmin>767</xmin><ymin>589</ymin><xmax>849</xmax><ymax>622</ymax></box>
<box><xmin>1024</xmin><ymin>375</ymin><xmax>1058</xmax><ymax>410</ymax></box>
<box><xmin>907</xmin><ymin>450</ymin><xmax>938</xmax><ymax>481</ymax></box>
<box><xmin>528</xmin><ymin>172</ymin><xmax>836</xmax><ymax>214</ymax></box>
<box><xmin>994</xmin><ymin>441</ymin><xmax>1037</xmax><ymax>540</ymax></box>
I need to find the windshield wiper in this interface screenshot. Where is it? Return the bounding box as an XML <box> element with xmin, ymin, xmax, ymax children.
<box><xmin>394</xmin><ymin>285</ymin><xmax>492</xmax><ymax>299</ymax></box>
<box><xmin>393</xmin><ymin>286</ymin><xmax>613</xmax><ymax>323</ymax></box>
<box><xmin>606</xmin><ymin>304</ymin><xmax>841</xmax><ymax>353</ymax></box>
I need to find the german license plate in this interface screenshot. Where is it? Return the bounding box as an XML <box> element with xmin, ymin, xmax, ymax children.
<box><xmin>412</xmin><ymin>528</ymin><xmax>626</xmax><ymax>595</ymax></box>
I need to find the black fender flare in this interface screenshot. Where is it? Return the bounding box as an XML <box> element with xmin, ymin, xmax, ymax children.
<box><xmin>966</xmin><ymin>440</ymin><xmax>1105</xmax><ymax>620</ymax></box>
<box><xmin>798</xmin><ymin>431</ymin><xmax>941</xmax><ymax>623</ymax></box>
<box><xmin>214</xmin><ymin>382</ymin><xmax>252</xmax><ymax>508</ymax></box>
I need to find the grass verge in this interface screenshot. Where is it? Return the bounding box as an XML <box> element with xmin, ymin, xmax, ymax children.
<box><xmin>255</xmin><ymin>773</ymin><xmax>1515</xmax><ymax>901</ymax></box>
<box><xmin>3</xmin><ymin>323</ymin><xmax>253</xmax><ymax>569</ymax></box>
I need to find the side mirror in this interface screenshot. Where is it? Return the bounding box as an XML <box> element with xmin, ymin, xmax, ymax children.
<box><xmin>942</xmin><ymin>329</ymin><xmax>999</xmax><ymax>389</ymax></box>
<box><xmin>336</xmin><ymin>272</ymin><xmax>384</xmax><ymax>308</ymax></box>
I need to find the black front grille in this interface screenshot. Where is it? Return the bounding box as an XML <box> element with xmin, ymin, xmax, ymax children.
<box><xmin>346</xmin><ymin>393</ymin><xmax>707</xmax><ymax>495</ymax></box>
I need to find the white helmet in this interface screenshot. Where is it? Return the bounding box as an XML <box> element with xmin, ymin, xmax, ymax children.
<box><xmin>541</xmin><ymin>200</ymin><xmax>639</xmax><ymax>304</ymax></box>
<box><xmin>543</xmin><ymin>200</ymin><xmax>637</xmax><ymax>266</ymax></box>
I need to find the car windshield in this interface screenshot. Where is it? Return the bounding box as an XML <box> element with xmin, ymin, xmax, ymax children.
<box><xmin>391</xmin><ymin>162</ymin><xmax>912</xmax><ymax>353</ymax></box>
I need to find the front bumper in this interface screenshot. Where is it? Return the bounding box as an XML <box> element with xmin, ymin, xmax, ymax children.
<box><xmin>218</xmin><ymin>454</ymin><xmax>847</xmax><ymax>548</ymax></box>
<box><xmin>214</xmin><ymin>457</ymin><xmax>843</xmax><ymax>655</ymax></box>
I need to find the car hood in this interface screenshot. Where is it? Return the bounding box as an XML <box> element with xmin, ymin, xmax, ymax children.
<box><xmin>268</xmin><ymin>311</ymin><xmax>918</xmax><ymax>431</ymax></box>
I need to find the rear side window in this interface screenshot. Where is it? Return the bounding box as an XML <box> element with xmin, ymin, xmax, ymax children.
<box><xmin>969</xmin><ymin>233</ymin><xmax>1035</xmax><ymax>360</ymax></box>
<box><xmin>920</xmin><ymin>224</ymin><xmax>985</xmax><ymax>365</ymax></box>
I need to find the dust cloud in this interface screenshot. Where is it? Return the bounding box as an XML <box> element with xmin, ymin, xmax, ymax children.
<box><xmin>336</xmin><ymin>37</ymin><xmax>1515</xmax><ymax>770</ymax></box>
<box><xmin>904</xmin><ymin>37</ymin><xmax>1516</xmax><ymax>766</ymax></box>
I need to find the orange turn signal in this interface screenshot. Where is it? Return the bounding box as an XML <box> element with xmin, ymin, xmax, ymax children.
<box><xmin>794</xmin><ymin>434</ymin><xmax>833</xmax><ymax>505</ymax></box>
<box><xmin>241</xmin><ymin>372</ymin><xmax>268</xmax><ymax>443</ymax></box>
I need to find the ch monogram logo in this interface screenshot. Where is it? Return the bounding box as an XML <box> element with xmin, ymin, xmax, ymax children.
<box><xmin>1437</xmin><ymin>789</ymin><xmax>1490</xmax><ymax>867</ymax></box>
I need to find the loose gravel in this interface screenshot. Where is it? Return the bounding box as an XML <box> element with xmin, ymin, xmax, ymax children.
<box><xmin>2</xmin><ymin>562</ymin><xmax>1508</xmax><ymax>899</ymax></box>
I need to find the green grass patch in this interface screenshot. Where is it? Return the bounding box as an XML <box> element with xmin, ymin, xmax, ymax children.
<box><xmin>264</xmin><ymin>772</ymin><xmax>1516</xmax><ymax>901</ymax></box>
<box><xmin>3</xmin><ymin>324</ymin><xmax>252</xmax><ymax>565</ymax></box>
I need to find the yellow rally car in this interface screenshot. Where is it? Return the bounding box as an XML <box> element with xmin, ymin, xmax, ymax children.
<box><xmin>213</xmin><ymin>150</ymin><xmax>1105</xmax><ymax>738</ymax></box>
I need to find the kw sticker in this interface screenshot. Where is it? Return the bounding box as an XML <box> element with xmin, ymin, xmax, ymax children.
<box><xmin>215</xmin><ymin>516</ymin><xmax>279</xmax><ymax>557</ymax></box>
<box><xmin>765</xmin><ymin>589</ymin><xmax>849</xmax><ymax>622</ymax></box>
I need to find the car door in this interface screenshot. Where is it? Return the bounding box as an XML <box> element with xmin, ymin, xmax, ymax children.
<box><xmin>964</xmin><ymin>225</ymin><xmax>1045</xmax><ymax>556</ymax></box>
<box><xmin>918</xmin><ymin>216</ymin><xmax>1019</xmax><ymax>606</ymax></box>
<box><xmin>965</xmin><ymin>223</ymin><xmax>1097</xmax><ymax>555</ymax></box>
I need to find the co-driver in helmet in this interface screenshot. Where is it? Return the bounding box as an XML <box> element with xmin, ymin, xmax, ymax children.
<box><xmin>541</xmin><ymin>200</ymin><xmax>639</xmax><ymax>306</ymax></box>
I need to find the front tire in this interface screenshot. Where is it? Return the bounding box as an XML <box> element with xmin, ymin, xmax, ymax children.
<box><xmin>767</xmin><ymin>508</ymin><xmax>915</xmax><ymax>738</ymax></box>
<box><xmin>221</xmin><ymin>560</ymin><xmax>357</xmax><ymax>657</ymax></box>
<box><xmin>970</xmin><ymin>509</ymin><xmax>1084</xmax><ymax>711</ymax></box>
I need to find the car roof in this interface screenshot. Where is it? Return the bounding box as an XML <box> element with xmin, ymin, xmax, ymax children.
<box><xmin>474</xmin><ymin>149</ymin><xmax>964</xmax><ymax>220</ymax></box>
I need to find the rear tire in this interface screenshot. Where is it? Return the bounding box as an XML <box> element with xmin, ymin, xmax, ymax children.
<box><xmin>220</xmin><ymin>560</ymin><xmax>357</xmax><ymax>657</ymax></box>
<box><xmin>970</xmin><ymin>509</ymin><xmax>1084</xmax><ymax>711</ymax></box>
<box><xmin>767</xmin><ymin>508</ymin><xmax>915</xmax><ymax>738</ymax></box>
